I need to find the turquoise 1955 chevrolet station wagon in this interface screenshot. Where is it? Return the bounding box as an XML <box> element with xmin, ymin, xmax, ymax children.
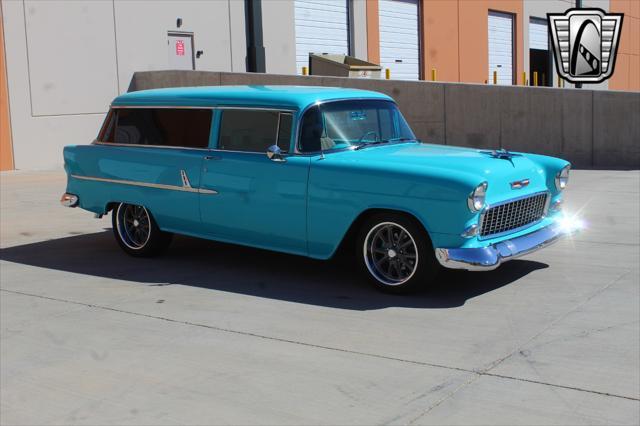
<box><xmin>62</xmin><ymin>85</ymin><xmax>577</xmax><ymax>292</ymax></box>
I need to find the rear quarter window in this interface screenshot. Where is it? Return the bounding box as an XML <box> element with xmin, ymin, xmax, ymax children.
<box><xmin>99</xmin><ymin>108</ymin><xmax>212</xmax><ymax>149</ymax></box>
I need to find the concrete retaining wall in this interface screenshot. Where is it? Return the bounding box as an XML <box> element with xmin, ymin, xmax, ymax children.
<box><xmin>129</xmin><ymin>71</ymin><xmax>640</xmax><ymax>169</ymax></box>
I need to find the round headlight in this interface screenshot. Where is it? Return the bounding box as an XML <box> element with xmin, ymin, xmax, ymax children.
<box><xmin>555</xmin><ymin>165</ymin><xmax>570</xmax><ymax>191</ymax></box>
<box><xmin>468</xmin><ymin>182</ymin><xmax>488</xmax><ymax>212</ymax></box>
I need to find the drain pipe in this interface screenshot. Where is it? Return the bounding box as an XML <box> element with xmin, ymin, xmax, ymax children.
<box><xmin>245</xmin><ymin>0</ymin><xmax>266</xmax><ymax>73</ymax></box>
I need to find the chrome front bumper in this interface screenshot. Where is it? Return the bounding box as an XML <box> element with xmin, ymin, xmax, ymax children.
<box><xmin>435</xmin><ymin>223</ymin><xmax>575</xmax><ymax>271</ymax></box>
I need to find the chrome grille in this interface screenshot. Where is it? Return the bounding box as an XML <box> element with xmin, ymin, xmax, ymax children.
<box><xmin>480</xmin><ymin>193</ymin><xmax>548</xmax><ymax>237</ymax></box>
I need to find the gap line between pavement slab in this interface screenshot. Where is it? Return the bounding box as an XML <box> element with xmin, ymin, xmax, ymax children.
<box><xmin>2</xmin><ymin>288</ymin><xmax>638</xmax><ymax>404</ymax></box>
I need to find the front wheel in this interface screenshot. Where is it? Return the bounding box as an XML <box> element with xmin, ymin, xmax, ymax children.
<box><xmin>357</xmin><ymin>213</ymin><xmax>439</xmax><ymax>293</ymax></box>
<box><xmin>112</xmin><ymin>203</ymin><xmax>172</xmax><ymax>257</ymax></box>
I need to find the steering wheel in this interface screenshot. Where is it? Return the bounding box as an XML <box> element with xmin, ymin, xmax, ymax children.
<box><xmin>357</xmin><ymin>130</ymin><xmax>379</xmax><ymax>145</ymax></box>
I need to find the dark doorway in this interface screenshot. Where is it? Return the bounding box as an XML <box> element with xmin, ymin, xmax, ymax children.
<box><xmin>530</xmin><ymin>48</ymin><xmax>552</xmax><ymax>86</ymax></box>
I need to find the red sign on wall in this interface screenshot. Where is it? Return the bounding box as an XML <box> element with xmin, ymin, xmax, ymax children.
<box><xmin>175</xmin><ymin>40</ymin><xmax>185</xmax><ymax>56</ymax></box>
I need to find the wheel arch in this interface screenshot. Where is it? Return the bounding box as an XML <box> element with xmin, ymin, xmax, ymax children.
<box><xmin>333</xmin><ymin>207</ymin><xmax>433</xmax><ymax>259</ymax></box>
<box><xmin>105</xmin><ymin>201</ymin><xmax>119</xmax><ymax>213</ymax></box>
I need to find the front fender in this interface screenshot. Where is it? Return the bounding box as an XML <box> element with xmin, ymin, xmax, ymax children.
<box><xmin>306</xmin><ymin>159</ymin><xmax>482</xmax><ymax>259</ymax></box>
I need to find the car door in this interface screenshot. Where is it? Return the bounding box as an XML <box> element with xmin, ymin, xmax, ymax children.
<box><xmin>199</xmin><ymin>108</ymin><xmax>310</xmax><ymax>256</ymax></box>
<box><xmin>89</xmin><ymin>107</ymin><xmax>212</xmax><ymax>234</ymax></box>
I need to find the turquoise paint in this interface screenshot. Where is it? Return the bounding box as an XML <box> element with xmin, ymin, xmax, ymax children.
<box><xmin>64</xmin><ymin>85</ymin><xmax>570</xmax><ymax>260</ymax></box>
<box><xmin>112</xmin><ymin>85</ymin><xmax>392</xmax><ymax>110</ymax></box>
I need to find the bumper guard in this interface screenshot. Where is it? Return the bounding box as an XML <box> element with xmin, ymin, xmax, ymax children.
<box><xmin>435</xmin><ymin>223</ymin><xmax>577</xmax><ymax>271</ymax></box>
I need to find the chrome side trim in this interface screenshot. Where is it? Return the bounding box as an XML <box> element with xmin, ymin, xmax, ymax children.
<box><xmin>71</xmin><ymin>174</ymin><xmax>218</xmax><ymax>195</ymax></box>
<box><xmin>92</xmin><ymin>140</ymin><xmax>290</xmax><ymax>157</ymax></box>
<box><xmin>435</xmin><ymin>222</ymin><xmax>577</xmax><ymax>271</ymax></box>
<box><xmin>92</xmin><ymin>141</ymin><xmax>212</xmax><ymax>151</ymax></box>
<box><xmin>180</xmin><ymin>170</ymin><xmax>192</xmax><ymax>188</ymax></box>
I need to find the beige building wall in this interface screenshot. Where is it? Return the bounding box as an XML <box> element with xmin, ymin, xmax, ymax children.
<box><xmin>1</xmin><ymin>0</ymin><xmax>248</xmax><ymax>170</ymax></box>
<box><xmin>262</xmin><ymin>0</ymin><xmax>297</xmax><ymax>74</ymax></box>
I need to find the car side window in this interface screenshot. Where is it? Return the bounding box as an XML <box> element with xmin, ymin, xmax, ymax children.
<box><xmin>218</xmin><ymin>110</ymin><xmax>291</xmax><ymax>153</ymax></box>
<box><xmin>100</xmin><ymin>108</ymin><xmax>212</xmax><ymax>149</ymax></box>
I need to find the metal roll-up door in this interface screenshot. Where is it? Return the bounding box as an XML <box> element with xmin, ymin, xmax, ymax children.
<box><xmin>529</xmin><ymin>18</ymin><xmax>552</xmax><ymax>86</ymax></box>
<box><xmin>379</xmin><ymin>0</ymin><xmax>420</xmax><ymax>80</ymax></box>
<box><xmin>488</xmin><ymin>11</ymin><xmax>514</xmax><ymax>85</ymax></box>
<box><xmin>294</xmin><ymin>0</ymin><xmax>349</xmax><ymax>75</ymax></box>
<box><xmin>529</xmin><ymin>19</ymin><xmax>548</xmax><ymax>50</ymax></box>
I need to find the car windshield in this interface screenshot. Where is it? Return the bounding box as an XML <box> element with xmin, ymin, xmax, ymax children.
<box><xmin>298</xmin><ymin>100</ymin><xmax>417</xmax><ymax>153</ymax></box>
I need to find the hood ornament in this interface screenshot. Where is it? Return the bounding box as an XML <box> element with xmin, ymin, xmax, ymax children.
<box><xmin>480</xmin><ymin>148</ymin><xmax>522</xmax><ymax>167</ymax></box>
<box><xmin>482</xmin><ymin>148</ymin><xmax>520</xmax><ymax>160</ymax></box>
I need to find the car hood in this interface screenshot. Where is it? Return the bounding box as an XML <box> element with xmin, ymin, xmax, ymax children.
<box><xmin>326</xmin><ymin>142</ymin><xmax>552</xmax><ymax>195</ymax></box>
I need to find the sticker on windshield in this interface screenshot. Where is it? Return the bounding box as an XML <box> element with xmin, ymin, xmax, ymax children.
<box><xmin>350</xmin><ymin>111</ymin><xmax>367</xmax><ymax>121</ymax></box>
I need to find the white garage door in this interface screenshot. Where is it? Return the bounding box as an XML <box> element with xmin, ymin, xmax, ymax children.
<box><xmin>529</xmin><ymin>19</ymin><xmax>548</xmax><ymax>50</ymax></box>
<box><xmin>488</xmin><ymin>11</ymin><xmax>514</xmax><ymax>85</ymax></box>
<box><xmin>294</xmin><ymin>0</ymin><xmax>349</xmax><ymax>75</ymax></box>
<box><xmin>379</xmin><ymin>0</ymin><xmax>420</xmax><ymax>80</ymax></box>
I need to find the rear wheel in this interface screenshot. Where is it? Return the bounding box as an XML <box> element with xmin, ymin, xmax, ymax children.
<box><xmin>357</xmin><ymin>213</ymin><xmax>439</xmax><ymax>293</ymax></box>
<box><xmin>112</xmin><ymin>203</ymin><xmax>172</xmax><ymax>257</ymax></box>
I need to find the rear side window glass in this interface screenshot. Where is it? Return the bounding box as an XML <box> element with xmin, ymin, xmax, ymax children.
<box><xmin>98</xmin><ymin>110</ymin><xmax>116</xmax><ymax>142</ymax></box>
<box><xmin>102</xmin><ymin>108</ymin><xmax>212</xmax><ymax>149</ymax></box>
<box><xmin>218</xmin><ymin>110</ymin><xmax>292</xmax><ymax>153</ymax></box>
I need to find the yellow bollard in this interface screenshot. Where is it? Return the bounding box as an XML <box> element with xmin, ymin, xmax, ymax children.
<box><xmin>533</xmin><ymin>71</ymin><xmax>538</xmax><ymax>86</ymax></box>
<box><xmin>302</xmin><ymin>66</ymin><xmax>308</xmax><ymax>76</ymax></box>
<box><xmin>385</xmin><ymin>68</ymin><xmax>391</xmax><ymax>80</ymax></box>
<box><xmin>431</xmin><ymin>68</ymin><xmax>437</xmax><ymax>81</ymax></box>
<box><xmin>493</xmin><ymin>71</ymin><xmax>497</xmax><ymax>85</ymax></box>
<box><xmin>522</xmin><ymin>71</ymin><xmax>527</xmax><ymax>86</ymax></box>
<box><xmin>557</xmin><ymin>76</ymin><xmax>562</xmax><ymax>88</ymax></box>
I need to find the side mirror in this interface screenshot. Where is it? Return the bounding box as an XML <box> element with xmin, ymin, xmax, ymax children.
<box><xmin>267</xmin><ymin>145</ymin><xmax>286</xmax><ymax>162</ymax></box>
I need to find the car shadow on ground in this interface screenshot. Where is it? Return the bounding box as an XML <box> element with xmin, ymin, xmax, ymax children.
<box><xmin>0</xmin><ymin>231</ymin><xmax>548</xmax><ymax>310</ymax></box>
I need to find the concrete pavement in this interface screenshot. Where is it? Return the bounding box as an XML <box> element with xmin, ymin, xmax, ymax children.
<box><xmin>1</xmin><ymin>169</ymin><xmax>639</xmax><ymax>425</ymax></box>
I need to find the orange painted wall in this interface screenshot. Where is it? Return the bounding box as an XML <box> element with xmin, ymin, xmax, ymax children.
<box><xmin>609</xmin><ymin>0</ymin><xmax>640</xmax><ymax>91</ymax></box>
<box><xmin>422</xmin><ymin>0</ymin><xmax>460</xmax><ymax>81</ymax></box>
<box><xmin>0</xmin><ymin>8</ymin><xmax>14</xmax><ymax>171</ymax></box>
<box><xmin>366</xmin><ymin>0</ymin><xmax>381</xmax><ymax>65</ymax></box>
<box><xmin>423</xmin><ymin>0</ymin><xmax>523</xmax><ymax>84</ymax></box>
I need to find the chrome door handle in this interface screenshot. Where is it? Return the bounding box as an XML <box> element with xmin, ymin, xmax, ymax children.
<box><xmin>204</xmin><ymin>155</ymin><xmax>221</xmax><ymax>161</ymax></box>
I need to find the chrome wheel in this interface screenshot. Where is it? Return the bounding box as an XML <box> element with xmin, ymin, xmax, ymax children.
<box><xmin>116</xmin><ymin>204</ymin><xmax>151</xmax><ymax>250</ymax></box>
<box><xmin>363</xmin><ymin>222</ymin><xmax>419</xmax><ymax>286</ymax></box>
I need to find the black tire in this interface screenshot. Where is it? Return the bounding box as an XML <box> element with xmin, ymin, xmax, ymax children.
<box><xmin>356</xmin><ymin>213</ymin><xmax>439</xmax><ymax>293</ymax></box>
<box><xmin>112</xmin><ymin>203</ymin><xmax>172</xmax><ymax>257</ymax></box>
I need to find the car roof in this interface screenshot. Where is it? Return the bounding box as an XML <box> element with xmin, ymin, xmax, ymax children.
<box><xmin>112</xmin><ymin>85</ymin><xmax>393</xmax><ymax>110</ymax></box>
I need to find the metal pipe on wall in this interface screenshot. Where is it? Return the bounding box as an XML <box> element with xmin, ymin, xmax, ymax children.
<box><xmin>244</xmin><ymin>0</ymin><xmax>266</xmax><ymax>73</ymax></box>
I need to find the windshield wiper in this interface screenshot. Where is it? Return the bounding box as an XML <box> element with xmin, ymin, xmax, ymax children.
<box><xmin>354</xmin><ymin>140</ymin><xmax>387</xmax><ymax>150</ymax></box>
<box><xmin>384</xmin><ymin>137</ymin><xmax>419</xmax><ymax>143</ymax></box>
<box><xmin>354</xmin><ymin>138</ymin><xmax>418</xmax><ymax>150</ymax></box>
